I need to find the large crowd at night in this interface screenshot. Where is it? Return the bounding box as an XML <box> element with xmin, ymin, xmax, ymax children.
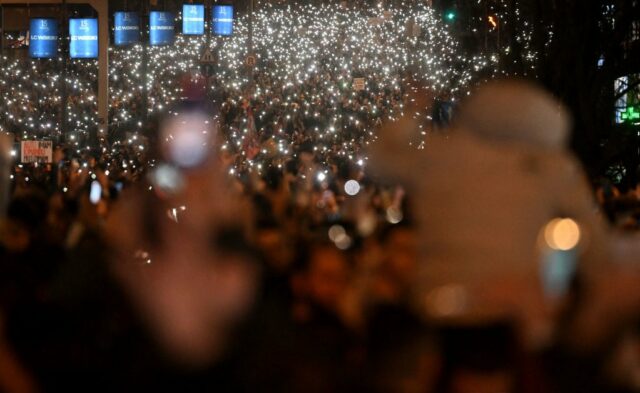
<box><xmin>1</xmin><ymin>2</ymin><xmax>640</xmax><ymax>393</ymax></box>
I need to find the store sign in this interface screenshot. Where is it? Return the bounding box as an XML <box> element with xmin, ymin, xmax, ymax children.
<box><xmin>29</xmin><ymin>19</ymin><xmax>58</xmax><ymax>58</ymax></box>
<box><xmin>213</xmin><ymin>5</ymin><xmax>233</xmax><ymax>36</ymax></box>
<box><xmin>183</xmin><ymin>4</ymin><xmax>205</xmax><ymax>35</ymax></box>
<box><xmin>150</xmin><ymin>12</ymin><xmax>175</xmax><ymax>45</ymax></box>
<box><xmin>114</xmin><ymin>12</ymin><xmax>140</xmax><ymax>46</ymax></box>
<box><xmin>69</xmin><ymin>18</ymin><xmax>98</xmax><ymax>59</ymax></box>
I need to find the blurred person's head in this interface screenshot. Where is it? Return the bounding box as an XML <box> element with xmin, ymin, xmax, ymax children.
<box><xmin>1</xmin><ymin>191</ymin><xmax>49</xmax><ymax>253</ymax></box>
<box><xmin>455</xmin><ymin>80</ymin><xmax>571</xmax><ymax>150</ymax></box>
<box><xmin>262</xmin><ymin>166</ymin><xmax>283</xmax><ymax>192</ymax></box>
<box><xmin>46</xmin><ymin>192</ymin><xmax>75</xmax><ymax>244</ymax></box>
<box><xmin>367</xmin><ymin>306</ymin><xmax>440</xmax><ymax>393</ymax></box>
<box><xmin>0</xmin><ymin>217</ymin><xmax>31</xmax><ymax>253</ymax></box>
<box><xmin>284</xmin><ymin>158</ymin><xmax>300</xmax><ymax>178</ymax></box>
<box><xmin>382</xmin><ymin>223</ymin><xmax>417</xmax><ymax>279</ymax></box>
<box><xmin>371</xmin><ymin>223</ymin><xmax>418</xmax><ymax>303</ymax></box>
<box><xmin>302</xmin><ymin>243</ymin><xmax>352</xmax><ymax>313</ymax></box>
<box><xmin>439</xmin><ymin>323</ymin><xmax>518</xmax><ymax>393</ymax></box>
<box><xmin>255</xmin><ymin>221</ymin><xmax>295</xmax><ymax>273</ymax></box>
<box><xmin>595</xmin><ymin>178</ymin><xmax>620</xmax><ymax>206</ymax></box>
<box><xmin>298</xmin><ymin>141</ymin><xmax>315</xmax><ymax>166</ymax></box>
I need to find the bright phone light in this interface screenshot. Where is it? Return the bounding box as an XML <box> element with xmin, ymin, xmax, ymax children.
<box><xmin>90</xmin><ymin>180</ymin><xmax>102</xmax><ymax>204</ymax></box>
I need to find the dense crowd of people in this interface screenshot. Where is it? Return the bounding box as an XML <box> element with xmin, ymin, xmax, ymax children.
<box><xmin>0</xmin><ymin>57</ymin><xmax>98</xmax><ymax>141</ymax></box>
<box><xmin>3</xmin><ymin>1</ymin><xmax>473</xmax><ymax>166</ymax></box>
<box><xmin>2</xmin><ymin>76</ymin><xmax>640</xmax><ymax>392</ymax></box>
<box><xmin>1</xmin><ymin>3</ymin><xmax>640</xmax><ymax>392</ymax></box>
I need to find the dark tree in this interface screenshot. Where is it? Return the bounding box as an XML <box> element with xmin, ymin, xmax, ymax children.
<box><xmin>510</xmin><ymin>0</ymin><xmax>640</xmax><ymax>186</ymax></box>
<box><xmin>445</xmin><ymin>0</ymin><xmax>640</xmax><ymax>184</ymax></box>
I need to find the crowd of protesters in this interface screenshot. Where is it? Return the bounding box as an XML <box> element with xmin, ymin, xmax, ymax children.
<box><xmin>2</xmin><ymin>68</ymin><xmax>640</xmax><ymax>393</ymax></box>
<box><xmin>2</xmin><ymin>1</ymin><xmax>640</xmax><ymax>390</ymax></box>
<box><xmin>0</xmin><ymin>57</ymin><xmax>98</xmax><ymax>141</ymax></box>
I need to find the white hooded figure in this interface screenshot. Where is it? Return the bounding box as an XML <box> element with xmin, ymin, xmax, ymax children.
<box><xmin>370</xmin><ymin>80</ymin><xmax>614</xmax><ymax>330</ymax></box>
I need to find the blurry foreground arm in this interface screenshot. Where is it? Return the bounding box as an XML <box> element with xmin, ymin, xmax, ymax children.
<box><xmin>105</xmin><ymin>162</ymin><xmax>257</xmax><ymax>366</ymax></box>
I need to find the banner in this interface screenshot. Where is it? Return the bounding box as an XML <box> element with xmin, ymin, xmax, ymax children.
<box><xmin>182</xmin><ymin>4</ymin><xmax>205</xmax><ymax>35</ymax></box>
<box><xmin>213</xmin><ymin>5</ymin><xmax>233</xmax><ymax>36</ymax></box>
<box><xmin>114</xmin><ymin>12</ymin><xmax>140</xmax><ymax>46</ymax></box>
<box><xmin>29</xmin><ymin>19</ymin><xmax>58</xmax><ymax>58</ymax></box>
<box><xmin>21</xmin><ymin>141</ymin><xmax>53</xmax><ymax>163</ymax></box>
<box><xmin>150</xmin><ymin>12</ymin><xmax>175</xmax><ymax>45</ymax></box>
<box><xmin>69</xmin><ymin>18</ymin><xmax>98</xmax><ymax>59</ymax></box>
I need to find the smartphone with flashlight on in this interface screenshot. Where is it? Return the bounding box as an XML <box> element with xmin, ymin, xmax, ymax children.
<box><xmin>89</xmin><ymin>180</ymin><xmax>102</xmax><ymax>205</ymax></box>
<box><xmin>149</xmin><ymin>103</ymin><xmax>218</xmax><ymax>196</ymax></box>
<box><xmin>159</xmin><ymin>104</ymin><xmax>218</xmax><ymax>169</ymax></box>
<box><xmin>539</xmin><ymin>217</ymin><xmax>581</xmax><ymax>300</ymax></box>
